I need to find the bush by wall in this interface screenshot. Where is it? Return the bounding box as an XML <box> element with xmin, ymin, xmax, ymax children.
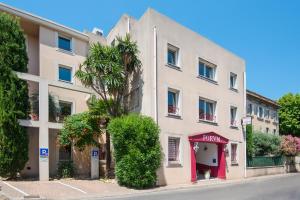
<box><xmin>280</xmin><ymin>135</ymin><xmax>298</xmax><ymax>156</ymax></box>
<box><xmin>252</xmin><ymin>132</ymin><xmax>281</xmax><ymax>156</ymax></box>
<box><xmin>108</xmin><ymin>114</ymin><xmax>162</xmax><ymax>189</ymax></box>
<box><xmin>57</xmin><ymin>160</ymin><xmax>74</xmax><ymax>178</ymax></box>
<box><xmin>246</xmin><ymin>125</ymin><xmax>254</xmax><ymax>157</ymax></box>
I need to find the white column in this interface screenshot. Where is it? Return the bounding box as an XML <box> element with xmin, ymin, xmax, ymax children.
<box><xmin>39</xmin><ymin>80</ymin><xmax>49</xmax><ymax>181</ymax></box>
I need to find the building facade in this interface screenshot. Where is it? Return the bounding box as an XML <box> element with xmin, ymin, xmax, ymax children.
<box><xmin>107</xmin><ymin>9</ymin><xmax>246</xmax><ymax>185</ymax></box>
<box><xmin>246</xmin><ymin>90</ymin><xmax>280</xmax><ymax>135</ymax></box>
<box><xmin>1</xmin><ymin>3</ymin><xmax>247</xmax><ymax>185</ymax></box>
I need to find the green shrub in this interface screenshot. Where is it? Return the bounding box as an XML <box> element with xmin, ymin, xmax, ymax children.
<box><xmin>57</xmin><ymin>160</ymin><xmax>74</xmax><ymax>178</ymax></box>
<box><xmin>108</xmin><ymin>114</ymin><xmax>162</xmax><ymax>189</ymax></box>
<box><xmin>246</xmin><ymin>125</ymin><xmax>254</xmax><ymax>157</ymax></box>
<box><xmin>253</xmin><ymin>132</ymin><xmax>281</xmax><ymax>156</ymax></box>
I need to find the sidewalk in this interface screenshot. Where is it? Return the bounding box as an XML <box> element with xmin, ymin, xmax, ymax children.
<box><xmin>0</xmin><ymin>173</ymin><xmax>298</xmax><ymax>200</ymax></box>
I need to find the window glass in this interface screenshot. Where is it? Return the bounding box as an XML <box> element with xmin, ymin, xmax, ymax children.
<box><xmin>206</xmin><ymin>102</ymin><xmax>214</xmax><ymax>121</ymax></box>
<box><xmin>231</xmin><ymin>144</ymin><xmax>237</xmax><ymax>164</ymax></box>
<box><xmin>198</xmin><ymin>60</ymin><xmax>215</xmax><ymax>80</ymax></box>
<box><xmin>206</xmin><ymin>66</ymin><xmax>213</xmax><ymax>79</ymax></box>
<box><xmin>199</xmin><ymin>99</ymin><xmax>216</xmax><ymax>122</ymax></box>
<box><xmin>59</xmin><ymin>66</ymin><xmax>72</xmax><ymax>82</ymax></box>
<box><xmin>168</xmin><ymin>91</ymin><xmax>178</xmax><ymax>114</ymax></box>
<box><xmin>199</xmin><ymin>62</ymin><xmax>205</xmax><ymax>76</ymax></box>
<box><xmin>258</xmin><ymin>107</ymin><xmax>264</xmax><ymax>118</ymax></box>
<box><xmin>199</xmin><ymin>100</ymin><xmax>205</xmax><ymax>120</ymax></box>
<box><xmin>58</xmin><ymin>36</ymin><xmax>71</xmax><ymax>51</ymax></box>
<box><xmin>168</xmin><ymin>49</ymin><xmax>176</xmax><ymax>65</ymax></box>
<box><xmin>59</xmin><ymin>101</ymin><xmax>72</xmax><ymax>122</ymax></box>
<box><xmin>230</xmin><ymin>73</ymin><xmax>237</xmax><ymax>89</ymax></box>
<box><xmin>168</xmin><ymin>137</ymin><xmax>180</xmax><ymax>162</ymax></box>
<box><xmin>230</xmin><ymin>107</ymin><xmax>237</xmax><ymax>126</ymax></box>
<box><xmin>266</xmin><ymin>128</ymin><xmax>269</xmax><ymax>133</ymax></box>
<box><xmin>247</xmin><ymin>104</ymin><xmax>253</xmax><ymax>115</ymax></box>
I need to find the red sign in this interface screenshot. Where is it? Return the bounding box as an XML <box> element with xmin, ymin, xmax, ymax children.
<box><xmin>188</xmin><ymin>132</ymin><xmax>228</xmax><ymax>144</ymax></box>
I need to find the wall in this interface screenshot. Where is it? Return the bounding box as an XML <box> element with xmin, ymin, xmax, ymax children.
<box><xmin>246</xmin><ymin>166</ymin><xmax>285</xmax><ymax>178</ymax></box>
<box><xmin>196</xmin><ymin>143</ymin><xmax>218</xmax><ymax>166</ymax></box>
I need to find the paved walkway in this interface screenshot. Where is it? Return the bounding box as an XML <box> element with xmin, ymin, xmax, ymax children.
<box><xmin>0</xmin><ymin>173</ymin><xmax>298</xmax><ymax>200</ymax></box>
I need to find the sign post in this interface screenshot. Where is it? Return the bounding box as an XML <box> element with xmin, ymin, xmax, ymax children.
<box><xmin>91</xmin><ymin>147</ymin><xmax>99</xmax><ymax>179</ymax></box>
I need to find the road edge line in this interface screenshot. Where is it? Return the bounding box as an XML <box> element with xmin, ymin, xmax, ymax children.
<box><xmin>56</xmin><ymin>181</ymin><xmax>87</xmax><ymax>194</ymax></box>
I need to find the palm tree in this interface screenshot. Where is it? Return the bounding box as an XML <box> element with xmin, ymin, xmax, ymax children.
<box><xmin>75</xmin><ymin>34</ymin><xmax>141</xmax><ymax>177</ymax></box>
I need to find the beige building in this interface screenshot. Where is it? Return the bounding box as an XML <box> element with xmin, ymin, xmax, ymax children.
<box><xmin>107</xmin><ymin>9</ymin><xmax>246</xmax><ymax>185</ymax></box>
<box><xmin>0</xmin><ymin>3</ymin><xmax>106</xmax><ymax>180</ymax></box>
<box><xmin>246</xmin><ymin>90</ymin><xmax>280</xmax><ymax>135</ymax></box>
<box><xmin>1</xmin><ymin>3</ymin><xmax>247</xmax><ymax>185</ymax></box>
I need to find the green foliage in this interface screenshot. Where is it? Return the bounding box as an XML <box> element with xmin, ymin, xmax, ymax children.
<box><xmin>278</xmin><ymin>93</ymin><xmax>300</xmax><ymax>137</ymax></box>
<box><xmin>57</xmin><ymin>161</ymin><xmax>74</xmax><ymax>178</ymax></box>
<box><xmin>108</xmin><ymin>114</ymin><xmax>162</xmax><ymax>188</ymax></box>
<box><xmin>252</xmin><ymin>132</ymin><xmax>281</xmax><ymax>156</ymax></box>
<box><xmin>0</xmin><ymin>12</ymin><xmax>29</xmax><ymax>178</ymax></box>
<box><xmin>59</xmin><ymin>112</ymin><xmax>101</xmax><ymax>151</ymax></box>
<box><xmin>246</xmin><ymin>125</ymin><xmax>254</xmax><ymax>157</ymax></box>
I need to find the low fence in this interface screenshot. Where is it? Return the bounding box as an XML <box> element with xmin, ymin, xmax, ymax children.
<box><xmin>247</xmin><ymin>156</ymin><xmax>284</xmax><ymax>167</ymax></box>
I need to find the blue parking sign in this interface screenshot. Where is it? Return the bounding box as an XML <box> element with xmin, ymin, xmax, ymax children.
<box><xmin>40</xmin><ymin>148</ymin><xmax>48</xmax><ymax>157</ymax></box>
<box><xmin>92</xmin><ymin>150</ymin><xmax>98</xmax><ymax>157</ymax></box>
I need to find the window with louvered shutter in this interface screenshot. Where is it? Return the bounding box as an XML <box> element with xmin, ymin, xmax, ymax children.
<box><xmin>231</xmin><ymin>143</ymin><xmax>238</xmax><ymax>164</ymax></box>
<box><xmin>168</xmin><ymin>137</ymin><xmax>180</xmax><ymax>162</ymax></box>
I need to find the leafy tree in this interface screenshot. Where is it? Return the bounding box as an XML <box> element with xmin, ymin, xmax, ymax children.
<box><xmin>252</xmin><ymin>132</ymin><xmax>281</xmax><ymax>156</ymax></box>
<box><xmin>108</xmin><ymin>114</ymin><xmax>162</xmax><ymax>188</ymax></box>
<box><xmin>278</xmin><ymin>93</ymin><xmax>300</xmax><ymax>137</ymax></box>
<box><xmin>246</xmin><ymin>125</ymin><xmax>254</xmax><ymax>157</ymax></box>
<box><xmin>75</xmin><ymin>34</ymin><xmax>141</xmax><ymax>176</ymax></box>
<box><xmin>280</xmin><ymin>135</ymin><xmax>298</xmax><ymax>156</ymax></box>
<box><xmin>0</xmin><ymin>12</ymin><xmax>30</xmax><ymax>178</ymax></box>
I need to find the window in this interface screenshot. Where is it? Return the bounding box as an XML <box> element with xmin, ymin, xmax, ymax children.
<box><xmin>273</xmin><ymin>112</ymin><xmax>279</xmax><ymax>122</ymax></box>
<box><xmin>231</xmin><ymin>143</ymin><xmax>238</xmax><ymax>164</ymax></box>
<box><xmin>168</xmin><ymin>137</ymin><xmax>180</xmax><ymax>163</ymax></box>
<box><xmin>59</xmin><ymin>145</ymin><xmax>71</xmax><ymax>161</ymax></box>
<box><xmin>258</xmin><ymin>107</ymin><xmax>264</xmax><ymax>118</ymax></box>
<box><xmin>230</xmin><ymin>106</ymin><xmax>237</xmax><ymax>127</ymax></box>
<box><xmin>58</xmin><ymin>35</ymin><xmax>72</xmax><ymax>51</ymax></box>
<box><xmin>59</xmin><ymin>66</ymin><xmax>72</xmax><ymax>83</ymax></box>
<box><xmin>58</xmin><ymin>101</ymin><xmax>72</xmax><ymax>122</ymax></box>
<box><xmin>247</xmin><ymin>103</ymin><xmax>253</xmax><ymax>115</ymax></box>
<box><xmin>254</xmin><ymin>105</ymin><xmax>258</xmax><ymax>115</ymax></box>
<box><xmin>167</xmin><ymin>44</ymin><xmax>179</xmax><ymax>66</ymax></box>
<box><xmin>168</xmin><ymin>89</ymin><xmax>179</xmax><ymax>115</ymax></box>
<box><xmin>230</xmin><ymin>73</ymin><xmax>237</xmax><ymax>89</ymax></box>
<box><xmin>198</xmin><ymin>60</ymin><xmax>216</xmax><ymax>81</ymax></box>
<box><xmin>266</xmin><ymin>127</ymin><xmax>269</xmax><ymax>133</ymax></box>
<box><xmin>199</xmin><ymin>98</ymin><xmax>216</xmax><ymax>122</ymax></box>
<box><xmin>273</xmin><ymin>129</ymin><xmax>277</xmax><ymax>134</ymax></box>
<box><xmin>265</xmin><ymin>109</ymin><xmax>270</xmax><ymax>119</ymax></box>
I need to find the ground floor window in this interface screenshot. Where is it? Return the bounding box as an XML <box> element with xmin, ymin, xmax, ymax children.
<box><xmin>168</xmin><ymin>137</ymin><xmax>180</xmax><ymax>164</ymax></box>
<box><xmin>231</xmin><ymin>143</ymin><xmax>238</xmax><ymax>165</ymax></box>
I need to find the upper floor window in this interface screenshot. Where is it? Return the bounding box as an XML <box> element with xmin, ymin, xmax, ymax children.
<box><xmin>167</xmin><ymin>44</ymin><xmax>179</xmax><ymax>67</ymax></box>
<box><xmin>199</xmin><ymin>98</ymin><xmax>216</xmax><ymax>122</ymax></box>
<box><xmin>198</xmin><ymin>59</ymin><xmax>216</xmax><ymax>81</ymax></box>
<box><xmin>230</xmin><ymin>106</ymin><xmax>238</xmax><ymax>127</ymax></box>
<box><xmin>58</xmin><ymin>35</ymin><xmax>72</xmax><ymax>52</ymax></box>
<box><xmin>168</xmin><ymin>137</ymin><xmax>180</xmax><ymax>164</ymax></box>
<box><xmin>59</xmin><ymin>65</ymin><xmax>72</xmax><ymax>83</ymax></box>
<box><xmin>58</xmin><ymin>101</ymin><xmax>72</xmax><ymax>122</ymax></box>
<box><xmin>230</xmin><ymin>73</ymin><xmax>237</xmax><ymax>90</ymax></box>
<box><xmin>264</xmin><ymin>109</ymin><xmax>270</xmax><ymax>119</ymax></box>
<box><xmin>168</xmin><ymin>89</ymin><xmax>180</xmax><ymax>115</ymax></box>
<box><xmin>258</xmin><ymin>106</ymin><xmax>264</xmax><ymax>118</ymax></box>
<box><xmin>247</xmin><ymin>103</ymin><xmax>253</xmax><ymax>115</ymax></box>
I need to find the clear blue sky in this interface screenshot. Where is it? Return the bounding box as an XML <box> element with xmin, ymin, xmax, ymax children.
<box><xmin>2</xmin><ymin>0</ymin><xmax>299</xmax><ymax>100</ymax></box>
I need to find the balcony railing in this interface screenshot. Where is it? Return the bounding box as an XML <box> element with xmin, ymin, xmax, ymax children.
<box><xmin>168</xmin><ymin>105</ymin><xmax>179</xmax><ymax>115</ymax></box>
<box><xmin>199</xmin><ymin>113</ymin><xmax>216</xmax><ymax>122</ymax></box>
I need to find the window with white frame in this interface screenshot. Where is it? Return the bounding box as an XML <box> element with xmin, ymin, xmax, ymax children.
<box><xmin>230</xmin><ymin>106</ymin><xmax>238</xmax><ymax>127</ymax></box>
<box><xmin>247</xmin><ymin>103</ymin><xmax>253</xmax><ymax>115</ymax></box>
<box><xmin>198</xmin><ymin>59</ymin><xmax>216</xmax><ymax>81</ymax></box>
<box><xmin>167</xmin><ymin>44</ymin><xmax>179</xmax><ymax>66</ymax></box>
<box><xmin>168</xmin><ymin>89</ymin><xmax>180</xmax><ymax>115</ymax></box>
<box><xmin>254</xmin><ymin>105</ymin><xmax>258</xmax><ymax>115</ymax></box>
<box><xmin>168</xmin><ymin>137</ymin><xmax>180</xmax><ymax>163</ymax></box>
<box><xmin>199</xmin><ymin>98</ymin><xmax>216</xmax><ymax>122</ymax></box>
<box><xmin>231</xmin><ymin>143</ymin><xmax>238</xmax><ymax>164</ymax></box>
<box><xmin>58</xmin><ymin>35</ymin><xmax>72</xmax><ymax>52</ymax></box>
<box><xmin>258</xmin><ymin>106</ymin><xmax>264</xmax><ymax>118</ymax></box>
<box><xmin>264</xmin><ymin>109</ymin><xmax>270</xmax><ymax>119</ymax></box>
<box><xmin>58</xmin><ymin>65</ymin><xmax>72</xmax><ymax>83</ymax></box>
<box><xmin>230</xmin><ymin>72</ymin><xmax>237</xmax><ymax>89</ymax></box>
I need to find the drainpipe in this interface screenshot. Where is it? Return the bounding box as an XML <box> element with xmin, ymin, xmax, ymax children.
<box><xmin>153</xmin><ymin>26</ymin><xmax>158</xmax><ymax>123</ymax></box>
<box><xmin>244</xmin><ymin>71</ymin><xmax>247</xmax><ymax>178</ymax></box>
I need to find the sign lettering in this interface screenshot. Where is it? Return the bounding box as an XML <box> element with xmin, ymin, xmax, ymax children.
<box><xmin>202</xmin><ymin>135</ymin><xmax>221</xmax><ymax>143</ymax></box>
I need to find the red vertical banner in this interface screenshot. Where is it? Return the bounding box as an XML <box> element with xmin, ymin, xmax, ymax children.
<box><xmin>190</xmin><ymin>142</ymin><xmax>197</xmax><ymax>182</ymax></box>
<box><xmin>217</xmin><ymin>144</ymin><xmax>226</xmax><ymax>179</ymax></box>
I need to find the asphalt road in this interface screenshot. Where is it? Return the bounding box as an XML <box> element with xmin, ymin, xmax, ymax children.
<box><xmin>101</xmin><ymin>174</ymin><xmax>300</xmax><ymax>200</ymax></box>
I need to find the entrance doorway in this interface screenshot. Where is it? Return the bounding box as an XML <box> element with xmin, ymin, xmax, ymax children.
<box><xmin>189</xmin><ymin>132</ymin><xmax>228</xmax><ymax>182</ymax></box>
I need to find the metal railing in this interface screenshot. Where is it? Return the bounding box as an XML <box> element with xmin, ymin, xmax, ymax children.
<box><xmin>247</xmin><ymin>156</ymin><xmax>284</xmax><ymax>167</ymax></box>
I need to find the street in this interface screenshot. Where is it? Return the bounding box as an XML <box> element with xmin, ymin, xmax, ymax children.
<box><xmin>99</xmin><ymin>174</ymin><xmax>300</xmax><ymax>200</ymax></box>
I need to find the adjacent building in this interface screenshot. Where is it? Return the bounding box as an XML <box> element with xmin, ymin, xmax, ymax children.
<box><xmin>246</xmin><ymin>90</ymin><xmax>280</xmax><ymax>135</ymax></box>
<box><xmin>1</xmin><ymin>3</ymin><xmax>247</xmax><ymax>185</ymax></box>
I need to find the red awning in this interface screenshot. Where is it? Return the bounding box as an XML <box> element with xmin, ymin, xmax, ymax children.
<box><xmin>188</xmin><ymin>132</ymin><xmax>228</xmax><ymax>144</ymax></box>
